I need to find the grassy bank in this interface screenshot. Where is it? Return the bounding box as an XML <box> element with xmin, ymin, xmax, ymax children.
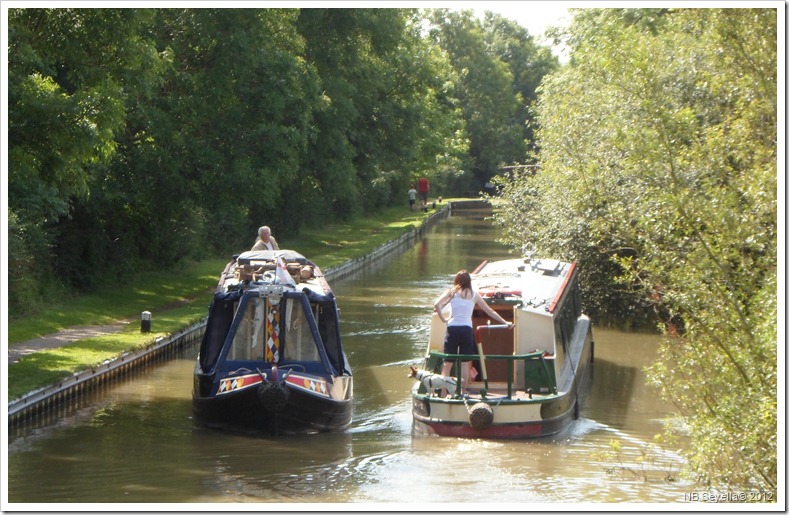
<box><xmin>7</xmin><ymin>201</ymin><xmax>457</xmax><ymax>400</ymax></box>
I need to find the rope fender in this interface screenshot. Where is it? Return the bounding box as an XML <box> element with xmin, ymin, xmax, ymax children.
<box><xmin>463</xmin><ymin>394</ymin><xmax>506</xmax><ymax>431</ymax></box>
<box><xmin>257</xmin><ymin>380</ymin><xmax>290</xmax><ymax>411</ymax></box>
<box><xmin>468</xmin><ymin>402</ymin><xmax>494</xmax><ymax>431</ymax></box>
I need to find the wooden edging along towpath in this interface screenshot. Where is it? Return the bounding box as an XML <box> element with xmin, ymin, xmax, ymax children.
<box><xmin>7</xmin><ymin>323</ymin><xmax>206</xmax><ymax>428</ymax></box>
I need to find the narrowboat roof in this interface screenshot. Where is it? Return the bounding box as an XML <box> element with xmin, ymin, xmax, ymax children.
<box><xmin>237</xmin><ymin>249</ymin><xmax>309</xmax><ymax>264</ymax></box>
<box><xmin>216</xmin><ymin>249</ymin><xmax>332</xmax><ymax>297</ymax></box>
<box><xmin>472</xmin><ymin>257</ymin><xmax>573</xmax><ymax>315</ymax></box>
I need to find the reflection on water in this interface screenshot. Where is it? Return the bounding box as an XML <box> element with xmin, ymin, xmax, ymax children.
<box><xmin>7</xmin><ymin>209</ymin><xmax>692</xmax><ymax>506</ymax></box>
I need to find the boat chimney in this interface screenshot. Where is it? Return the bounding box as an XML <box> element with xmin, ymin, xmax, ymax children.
<box><xmin>522</xmin><ymin>242</ymin><xmax>536</xmax><ymax>265</ymax></box>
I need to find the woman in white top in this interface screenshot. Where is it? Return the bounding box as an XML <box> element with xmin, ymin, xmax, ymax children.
<box><xmin>434</xmin><ymin>270</ymin><xmax>513</xmax><ymax>395</ymax></box>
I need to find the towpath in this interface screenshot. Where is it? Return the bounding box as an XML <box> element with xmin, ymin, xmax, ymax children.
<box><xmin>7</xmin><ymin>292</ymin><xmax>209</xmax><ymax>364</ymax></box>
<box><xmin>8</xmin><ymin>321</ymin><xmax>132</xmax><ymax>364</ymax></box>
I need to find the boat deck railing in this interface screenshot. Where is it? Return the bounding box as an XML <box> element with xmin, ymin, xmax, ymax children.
<box><xmin>429</xmin><ymin>350</ymin><xmax>557</xmax><ymax>399</ymax></box>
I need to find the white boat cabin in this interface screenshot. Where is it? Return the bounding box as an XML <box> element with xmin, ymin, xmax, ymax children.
<box><xmin>428</xmin><ymin>257</ymin><xmax>583</xmax><ymax>394</ymax></box>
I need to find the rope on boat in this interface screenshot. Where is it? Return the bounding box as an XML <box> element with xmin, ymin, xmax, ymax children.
<box><xmin>257</xmin><ymin>381</ymin><xmax>289</xmax><ymax>411</ymax></box>
<box><xmin>256</xmin><ymin>368</ymin><xmax>291</xmax><ymax>412</ymax></box>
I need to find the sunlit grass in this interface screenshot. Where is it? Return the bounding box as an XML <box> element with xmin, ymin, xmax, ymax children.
<box><xmin>283</xmin><ymin>203</ymin><xmax>447</xmax><ymax>269</ymax></box>
<box><xmin>8</xmin><ymin>300</ymin><xmax>208</xmax><ymax>399</ymax></box>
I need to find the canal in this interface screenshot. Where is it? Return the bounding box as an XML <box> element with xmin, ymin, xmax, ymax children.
<box><xmin>6</xmin><ymin>207</ymin><xmax>692</xmax><ymax>506</ymax></box>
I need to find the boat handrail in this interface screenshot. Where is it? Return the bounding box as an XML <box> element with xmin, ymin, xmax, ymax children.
<box><xmin>429</xmin><ymin>350</ymin><xmax>557</xmax><ymax>398</ymax></box>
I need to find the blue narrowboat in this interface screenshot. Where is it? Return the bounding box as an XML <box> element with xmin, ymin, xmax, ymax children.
<box><xmin>193</xmin><ymin>250</ymin><xmax>352</xmax><ymax>434</ymax></box>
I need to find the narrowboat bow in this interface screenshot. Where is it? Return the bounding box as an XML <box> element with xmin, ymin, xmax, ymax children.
<box><xmin>192</xmin><ymin>250</ymin><xmax>352</xmax><ymax>434</ymax></box>
<box><xmin>411</xmin><ymin>245</ymin><xmax>593</xmax><ymax>438</ymax></box>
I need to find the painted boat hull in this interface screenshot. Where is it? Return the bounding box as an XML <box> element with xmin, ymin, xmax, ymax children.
<box><xmin>412</xmin><ymin>316</ymin><xmax>593</xmax><ymax>439</ymax></box>
<box><xmin>193</xmin><ymin>372</ymin><xmax>352</xmax><ymax>434</ymax></box>
<box><xmin>412</xmin><ymin>404</ymin><xmax>576</xmax><ymax>439</ymax></box>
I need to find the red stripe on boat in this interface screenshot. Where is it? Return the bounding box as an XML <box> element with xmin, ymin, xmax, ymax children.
<box><xmin>548</xmin><ymin>261</ymin><xmax>576</xmax><ymax>314</ymax></box>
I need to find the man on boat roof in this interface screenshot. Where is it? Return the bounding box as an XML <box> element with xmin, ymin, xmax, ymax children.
<box><xmin>252</xmin><ymin>225</ymin><xmax>279</xmax><ymax>251</ymax></box>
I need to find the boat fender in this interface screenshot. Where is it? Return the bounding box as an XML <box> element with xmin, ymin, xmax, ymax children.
<box><xmin>257</xmin><ymin>381</ymin><xmax>290</xmax><ymax>411</ymax></box>
<box><xmin>468</xmin><ymin>402</ymin><xmax>494</xmax><ymax>431</ymax></box>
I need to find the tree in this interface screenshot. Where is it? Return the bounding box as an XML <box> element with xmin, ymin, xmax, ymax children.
<box><xmin>6</xmin><ymin>7</ymin><xmax>533</xmax><ymax>315</ymax></box>
<box><xmin>296</xmin><ymin>8</ymin><xmax>466</xmax><ymax>218</ymax></box>
<box><xmin>142</xmin><ymin>9</ymin><xmax>317</xmax><ymax>251</ymax></box>
<box><xmin>493</xmin><ymin>8</ymin><xmax>778</xmax><ymax>493</ymax></box>
<box><xmin>427</xmin><ymin>9</ymin><xmax>558</xmax><ymax>193</ymax></box>
<box><xmin>8</xmin><ymin>8</ymin><xmax>160</xmax><ymax>297</ymax></box>
<box><xmin>481</xmin><ymin>12</ymin><xmax>559</xmax><ymax>160</ymax></box>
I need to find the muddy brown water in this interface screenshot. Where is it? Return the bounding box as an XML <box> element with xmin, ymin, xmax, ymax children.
<box><xmin>6</xmin><ymin>208</ymin><xmax>694</xmax><ymax>507</ymax></box>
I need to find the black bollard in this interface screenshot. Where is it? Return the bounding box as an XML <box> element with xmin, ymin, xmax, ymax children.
<box><xmin>141</xmin><ymin>311</ymin><xmax>152</xmax><ymax>333</ymax></box>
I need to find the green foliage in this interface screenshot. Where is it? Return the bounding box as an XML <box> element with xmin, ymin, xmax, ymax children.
<box><xmin>7</xmin><ymin>211</ymin><xmax>51</xmax><ymax>315</ymax></box>
<box><xmin>481</xmin><ymin>12</ymin><xmax>559</xmax><ymax>159</ymax></box>
<box><xmin>8</xmin><ymin>8</ymin><xmax>158</xmax><ymax>294</ymax></box>
<box><xmin>427</xmin><ymin>9</ymin><xmax>558</xmax><ymax>191</ymax></box>
<box><xmin>296</xmin><ymin>9</ymin><xmax>467</xmax><ymax>218</ymax></box>
<box><xmin>8</xmin><ymin>9</ymin><xmax>138</xmax><ymax>223</ymax></box>
<box><xmin>7</xmin><ymin>7</ymin><xmax>556</xmax><ymax>317</ymax></box>
<box><xmin>428</xmin><ymin>9</ymin><xmax>521</xmax><ymax>188</ymax></box>
<box><xmin>494</xmin><ymin>8</ymin><xmax>777</xmax><ymax>494</ymax></box>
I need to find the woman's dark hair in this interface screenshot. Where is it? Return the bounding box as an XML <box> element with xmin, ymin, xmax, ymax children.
<box><xmin>452</xmin><ymin>270</ymin><xmax>472</xmax><ymax>292</ymax></box>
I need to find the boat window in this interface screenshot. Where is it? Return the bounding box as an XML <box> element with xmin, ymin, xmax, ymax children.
<box><xmin>226</xmin><ymin>298</ymin><xmax>267</xmax><ymax>362</ymax></box>
<box><xmin>198</xmin><ymin>296</ymin><xmax>236</xmax><ymax>371</ymax></box>
<box><xmin>315</xmin><ymin>301</ymin><xmax>343</xmax><ymax>373</ymax></box>
<box><xmin>283</xmin><ymin>298</ymin><xmax>321</xmax><ymax>362</ymax></box>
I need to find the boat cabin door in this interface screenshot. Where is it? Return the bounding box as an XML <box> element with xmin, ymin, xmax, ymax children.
<box><xmin>472</xmin><ymin>306</ymin><xmax>515</xmax><ymax>382</ymax></box>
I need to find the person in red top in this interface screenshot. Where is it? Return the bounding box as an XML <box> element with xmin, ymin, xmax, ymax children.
<box><xmin>417</xmin><ymin>177</ymin><xmax>429</xmax><ymax>211</ymax></box>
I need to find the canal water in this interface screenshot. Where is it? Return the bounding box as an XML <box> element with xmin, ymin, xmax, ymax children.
<box><xmin>6</xmin><ymin>208</ymin><xmax>693</xmax><ymax>507</ymax></box>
